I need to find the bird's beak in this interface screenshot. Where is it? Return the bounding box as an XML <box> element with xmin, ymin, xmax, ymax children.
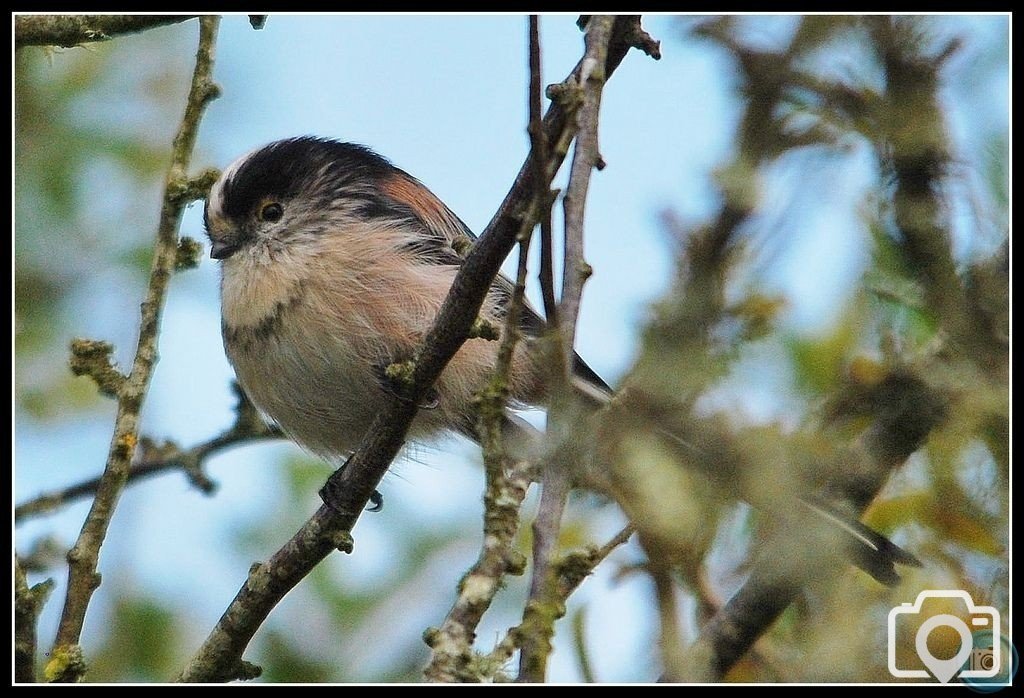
<box><xmin>209</xmin><ymin>239</ymin><xmax>240</xmax><ymax>260</ymax></box>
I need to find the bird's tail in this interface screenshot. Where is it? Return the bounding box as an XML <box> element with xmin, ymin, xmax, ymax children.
<box><xmin>568</xmin><ymin>373</ymin><xmax>920</xmax><ymax>586</ymax></box>
<box><xmin>797</xmin><ymin>496</ymin><xmax>921</xmax><ymax>586</ymax></box>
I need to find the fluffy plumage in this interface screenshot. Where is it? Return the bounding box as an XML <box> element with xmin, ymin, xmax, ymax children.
<box><xmin>205</xmin><ymin>136</ymin><xmax>918</xmax><ymax>586</ymax></box>
<box><xmin>205</xmin><ymin>137</ymin><xmax>592</xmax><ymax>454</ymax></box>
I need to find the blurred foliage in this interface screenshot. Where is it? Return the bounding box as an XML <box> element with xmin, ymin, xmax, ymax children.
<box><xmin>14</xmin><ymin>28</ymin><xmax>191</xmax><ymax>419</ymax></box>
<box><xmin>87</xmin><ymin>593</ymin><xmax>186</xmax><ymax>682</ymax></box>
<box><xmin>601</xmin><ymin>14</ymin><xmax>1008</xmax><ymax>683</ymax></box>
<box><xmin>14</xmin><ymin>15</ymin><xmax>1007</xmax><ymax>684</ymax></box>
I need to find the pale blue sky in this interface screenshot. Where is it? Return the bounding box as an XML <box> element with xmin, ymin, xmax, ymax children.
<box><xmin>15</xmin><ymin>14</ymin><xmax>1009</xmax><ymax>682</ymax></box>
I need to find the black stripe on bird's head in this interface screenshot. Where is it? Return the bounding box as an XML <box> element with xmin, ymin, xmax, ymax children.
<box><xmin>203</xmin><ymin>136</ymin><xmax>397</xmax><ymax>259</ymax></box>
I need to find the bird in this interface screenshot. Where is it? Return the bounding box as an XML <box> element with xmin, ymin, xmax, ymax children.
<box><xmin>203</xmin><ymin>135</ymin><xmax>920</xmax><ymax>585</ymax></box>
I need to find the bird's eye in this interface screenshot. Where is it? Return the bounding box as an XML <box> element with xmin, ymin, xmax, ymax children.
<box><xmin>260</xmin><ymin>202</ymin><xmax>284</xmax><ymax>222</ymax></box>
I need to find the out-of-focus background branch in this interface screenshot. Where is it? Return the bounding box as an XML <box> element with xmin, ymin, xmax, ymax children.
<box><xmin>586</xmin><ymin>15</ymin><xmax>1008</xmax><ymax>682</ymax></box>
<box><xmin>15</xmin><ymin>14</ymin><xmax>1007</xmax><ymax>683</ymax></box>
<box><xmin>15</xmin><ymin>384</ymin><xmax>281</xmax><ymax>523</ymax></box>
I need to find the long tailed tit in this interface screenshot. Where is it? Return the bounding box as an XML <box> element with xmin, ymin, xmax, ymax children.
<box><xmin>204</xmin><ymin>136</ymin><xmax>919</xmax><ymax>585</ymax></box>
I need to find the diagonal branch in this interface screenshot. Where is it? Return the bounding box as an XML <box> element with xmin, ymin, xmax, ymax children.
<box><xmin>47</xmin><ymin>16</ymin><xmax>221</xmax><ymax>683</ymax></box>
<box><xmin>176</xmin><ymin>16</ymin><xmax>659</xmax><ymax>684</ymax></box>
<box><xmin>15</xmin><ymin>14</ymin><xmax>196</xmax><ymax>49</ymax></box>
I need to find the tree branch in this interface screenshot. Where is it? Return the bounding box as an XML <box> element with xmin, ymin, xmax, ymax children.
<box><xmin>48</xmin><ymin>16</ymin><xmax>221</xmax><ymax>682</ymax></box>
<box><xmin>529</xmin><ymin>16</ymin><xmax>558</xmax><ymax>325</ymax></box>
<box><xmin>423</xmin><ymin>205</ymin><xmax>536</xmax><ymax>683</ymax></box>
<box><xmin>867</xmin><ymin>17</ymin><xmax>1006</xmax><ymax>379</ymax></box>
<box><xmin>680</xmin><ymin>368</ymin><xmax>948</xmax><ymax>680</ymax></box>
<box><xmin>558</xmin><ymin>15</ymin><xmax>609</xmax><ymax>354</ymax></box>
<box><xmin>590</xmin><ymin>16</ymin><xmax>910</xmax><ymax>682</ymax></box>
<box><xmin>15</xmin><ymin>421</ymin><xmax>280</xmax><ymax>523</ymax></box>
<box><xmin>16</xmin><ymin>383</ymin><xmax>279</xmax><ymax>523</ymax></box>
<box><xmin>15</xmin><ymin>14</ymin><xmax>196</xmax><ymax>49</ymax></box>
<box><xmin>517</xmin><ymin>15</ymin><xmax>617</xmax><ymax>684</ymax></box>
<box><xmin>176</xmin><ymin>16</ymin><xmax>658</xmax><ymax>684</ymax></box>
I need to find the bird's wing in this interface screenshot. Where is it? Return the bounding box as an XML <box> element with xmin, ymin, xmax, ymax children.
<box><xmin>376</xmin><ymin>168</ymin><xmax>613</xmax><ymax>396</ymax></box>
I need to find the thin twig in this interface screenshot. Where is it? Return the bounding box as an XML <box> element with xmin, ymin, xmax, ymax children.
<box><xmin>530</xmin><ymin>16</ymin><xmax>558</xmax><ymax>325</ymax></box>
<box><xmin>47</xmin><ymin>16</ymin><xmax>221</xmax><ymax>682</ymax></box>
<box><xmin>17</xmin><ymin>383</ymin><xmax>278</xmax><ymax>523</ymax></box>
<box><xmin>423</xmin><ymin>208</ymin><xmax>536</xmax><ymax>683</ymax></box>
<box><xmin>558</xmin><ymin>15</ymin><xmax>610</xmax><ymax>356</ymax></box>
<box><xmin>489</xmin><ymin>524</ymin><xmax>635</xmax><ymax>669</ymax></box>
<box><xmin>176</xmin><ymin>19</ymin><xmax>657</xmax><ymax>684</ymax></box>
<box><xmin>15</xmin><ymin>424</ymin><xmax>281</xmax><ymax>523</ymax></box>
<box><xmin>518</xmin><ymin>15</ymin><xmax>616</xmax><ymax>683</ymax></box>
<box><xmin>15</xmin><ymin>14</ymin><xmax>196</xmax><ymax>49</ymax></box>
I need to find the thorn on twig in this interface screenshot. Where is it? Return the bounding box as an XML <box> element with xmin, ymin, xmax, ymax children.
<box><xmin>16</xmin><ymin>570</ymin><xmax>55</xmax><ymax>616</ymax></box>
<box><xmin>182</xmin><ymin>458</ymin><xmax>218</xmax><ymax>495</ymax></box>
<box><xmin>69</xmin><ymin>339</ymin><xmax>126</xmax><ymax>398</ymax></box>
<box><xmin>199</xmin><ymin>80</ymin><xmax>222</xmax><ymax>106</ymax></box>
<box><xmin>248</xmin><ymin>15</ymin><xmax>267</xmax><ymax>30</ymax></box>
<box><xmin>135</xmin><ymin>436</ymin><xmax>218</xmax><ymax>494</ymax></box>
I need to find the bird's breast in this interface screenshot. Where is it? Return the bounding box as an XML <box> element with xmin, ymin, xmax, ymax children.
<box><xmin>220</xmin><ymin>255</ymin><xmax>386</xmax><ymax>457</ymax></box>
